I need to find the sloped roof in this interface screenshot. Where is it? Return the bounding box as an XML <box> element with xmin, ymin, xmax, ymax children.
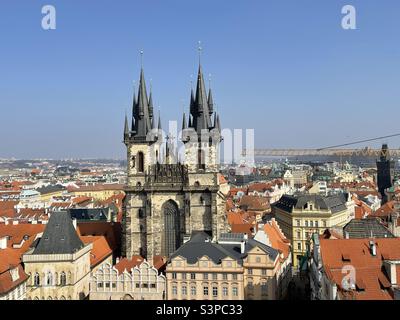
<box><xmin>274</xmin><ymin>194</ymin><xmax>347</xmax><ymax>213</ymax></box>
<box><xmin>343</xmin><ymin>219</ymin><xmax>394</xmax><ymax>238</ymax></box>
<box><xmin>33</xmin><ymin>211</ymin><xmax>84</xmax><ymax>255</ymax></box>
<box><xmin>319</xmin><ymin>237</ymin><xmax>400</xmax><ymax>300</ymax></box>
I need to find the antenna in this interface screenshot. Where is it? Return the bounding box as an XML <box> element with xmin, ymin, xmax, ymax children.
<box><xmin>140</xmin><ymin>50</ymin><xmax>144</xmax><ymax>68</ymax></box>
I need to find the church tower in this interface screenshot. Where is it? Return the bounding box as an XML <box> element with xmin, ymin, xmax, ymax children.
<box><xmin>122</xmin><ymin>67</ymin><xmax>162</xmax><ymax>259</ymax></box>
<box><xmin>122</xmin><ymin>59</ymin><xmax>228</xmax><ymax>262</ymax></box>
<box><xmin>376</xmin><ymin>143</ymin><xmax>395</xmax><ymax>204</ymax></box>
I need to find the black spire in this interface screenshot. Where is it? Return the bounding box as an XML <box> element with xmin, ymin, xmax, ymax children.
<box><xmin>216</xmin><ymin>114</ymin><xmax>221</xmax><ymax>132</ymax></box>
<box><xmin>208</xmin><ymin>88</ymin><xmax>214</xmax><ymax>115</ymax></box>
<box><xmin>182</xmin><ymin>112</ymin><xmax>187</xmax><ymax>130</ymax></box>
<box><xmin>124</xmin><ymin>114</ymin><xmax>130</xmax><ymax>141</ymax></box>
<box><xmin>190</xmin><ymin>88</ymin><xmax>195</xmax><ymax>115</ymax></box>
<box><xmin>131</xmin><ymin>90</ymin><xmax>136</xmax><ymax>132</ymax></box>
<box><xmin>131</xmin><ymin>68</ymin><xmax>152</xmax><ymax>140</ymax></box>
<box><xmin>148</xmin><ymin>89</ymin><xmax>154</xmax><ymax>120</ymax></box>
<box><xmin>158</xmin><ymin>111</ymin><xmax>162</xmax><ymax>130</ymax></box>
<box><xmin>190</xmin><ymin>64</ymin><xmax>212</xmax><ymax>134</ymax></box>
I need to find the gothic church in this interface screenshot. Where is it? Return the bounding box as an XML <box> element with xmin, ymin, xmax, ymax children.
<box><xmin>122</xmin><ymin>60</ymin><xmax>229</xmax><ymax>261</ymax></box>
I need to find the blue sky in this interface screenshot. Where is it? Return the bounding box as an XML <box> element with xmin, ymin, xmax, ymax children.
<box><xmin>1</xmin><ymin>0</ymin><xmax>400</xmax><ymax>159</ymax></box>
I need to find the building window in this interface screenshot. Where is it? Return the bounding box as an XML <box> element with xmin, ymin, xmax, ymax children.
<box><xmin>182</xmin><ymin>286</ymin><xmax>187</xmax><ymax>296</ymax></box>
<box><xmin>203</xmin><ymin>273</ymin><xmax>208</xmax><ymax>280</ymax></box>
<box><xmin>261</xmin><ymin>282</ymin><xmax>268</xmax><ymax>295</ymax></box>
<box><xmin>310</xmin><ymin>221</ymin><xmax>313</xmax><ymax>227</ymax></box>
<box><xmin>203</xmin><ymin>286</ymin><xmax>209</xmax><ymax>296</ymax></box>
<box><xmin>232</xmin><ymin>274</ymin><xmax>237</xmax><ymax>280</ymax></box>
<box><xmin>138</xmin><ymin>209</ymin><xmax>144</xmax><ymax>219</ymax></box>
<box><xmin>315</xmin><ymin>221</ymin><xmax>319</xmax><ymax>227</ymax></box>
<box><xmin>232</xmin><ymin>287</ymin><xmax>238</xmax><ymax>297</ymax></box>
<box><xmin>296</xmin><ymin>219</ymin><xmax>300</xmax><ymax>226</ymax></box>
<box><xmin>46</xmin><ymin>272</ymin><xmax>53</xmax><ymax>286</ymax></box>
<box><xmin>136</xmin><ymin>283</ymin><xmax>140</xmax><ymax>288</ymax></box>
<box><xmin>248</xmin><ymin>268</ymin><xmax>253</xmax><ymax>275</ymax></box>
<box><xmin>305</xmin><ymin>232</ymin><xmax>309</xmax><ymax>239</ymax></box>
<box><xmin>198</xmin><ymin>149</ymin><xmax>206</xmax><ymax>170</ymax></box>
<box><xmin>172</xmin><ymin>273</ymin><xmax>177</xmax><ymax>280</ymax></box>
<box><xmin>60</xmin><ymin>272</ymin><xmax>66</xmax><ymax>286</ymax></box>
<box><xmin>212</xmin><ymin>287</ymin><xmax>218</xmax><ymax>297</ymax></box>
<box><xmin>172</xmin><ymin>286</ymin><xmax>177</xmax><ymax>295</ymax></box>
<box><xmin>138</xmin><ymin>152</ymin><xmax>144</xmax><ymax>173</ymax></box>
<box><xmin>151</xmin><ymin>283</ymin><xmax>156</xmax><ymax>289</ymax></box>
<box><xmin>297</xmin><ymin>231</ymin><xmax>301</xmax><ymax>239</ymax></box>
<box><xmin>34</xmin><ymin>273</ymin><xmax>40</xmax><ymax>286</ymax></box>
<box><xmin>305</xmin><ymin>221</ymin><xmax>308</xmax><ymax>227</ymax></box>
<box><xmin>191</xmin><ymin>286</ymin><xmax>196</xmax><ymax>296</ymax></box>
<box><xmin>256</xmin><ymin>257</ymin><xmax>261</xmax><ymax>263</ymax></box>
<box><xmin>222</xmin><ymin>273</ymin><xmax>228</xmax><ymax>280</ymax></box>
<box><xmin>248</xmin><ymin>281</ymin><xmax>253</xmax><ymax>291</ymax></box>
<box><xmin>212</xmin><ymin>273</ymin><xmax>218</xmax><ymax>280</ymax></box>
<box><xmin>98</xmin><ymin>283</ymin><xmax>103</xmax><ymax>288</ymax></box>
<box><xmin>297</xmin><ymin>243</ymin><xmax>301</xmax><ymax>251</ymax></box>
<box><xmin>262</xmin><ymin>269</ymin><xmax>267</xmax><ymax>276</ymax></box>
<box><xmin>182</xmin><ymin>273</ymin><xmax>187</xmax><ymax>280</ymax></box>
<box><xmin>191</xmin><ymin>273</ymin><xmax>196</xmax><ymax>280</ymax></box>
<box><xmin>223</xmin><ymin>287</ymin><xmax>228</xmax><ymax>296</ymax></box>
<box><xmin>323</xmin><ymin>220</ymin><xmax>327</xmax><ymax>227</ymax></box>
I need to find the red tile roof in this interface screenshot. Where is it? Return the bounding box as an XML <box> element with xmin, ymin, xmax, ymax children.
<box><xmin>264</xmin><ymin>219</ymin><xmax>291</xmax><ymax>261</ymax></box>
<box><xmin>77</xmin><ymin>222</ymin><xmax>121</xmax><ymax>253</ymax></box>
<box><xmin>114</xmin><ymin>255</ymin><xmax>166</xmax><ymax>273</ymax></box>
<box><xmin>319</xmin><ymin>237</ymin><xmax>400</xmax><ymax>300</ymax></box>
<box><xmin>80</xmin><ymin>236</ymin><xmax>113</xmax><ymax>268</ymax></box>
<box><xmin>239</xmin><ymin>195</ymin><xmax>270</xmax><ymax>211</ymax></box>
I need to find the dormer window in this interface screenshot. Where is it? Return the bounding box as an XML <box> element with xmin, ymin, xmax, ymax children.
<box><xmin>10</xmin><ymin>268</ymin><xmax>19</xmax><ymax>282</ymax></box>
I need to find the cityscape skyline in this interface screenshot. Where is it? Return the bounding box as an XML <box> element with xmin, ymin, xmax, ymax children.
<box><xmin>2</xmin><ymin>0</ymin><xmax>400</xmax><ymax>159</ymax></box>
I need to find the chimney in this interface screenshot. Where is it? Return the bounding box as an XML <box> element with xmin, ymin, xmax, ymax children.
<box><xmin>240</xmin><ymin>240</ymin><xmax>246</xmax><ymax>254</ymax></box>
<box><xmin>72</xmin><ymin>218</ymin><xmax>77</xmax><ymax>230</ymax></box>
<box><xmin>0</xmin><ymin>236</ymin><xmax>7</xmax><ymax>250</ymax></box>
<box><xmin>369</xmin><ymin>240</ymin><xmax>377</xmax><ymax>256</ymax></box>
<box><xmin>116</xmin><ymin>257</ymin><xmax>120</xmax><ymax>264</ymax></box>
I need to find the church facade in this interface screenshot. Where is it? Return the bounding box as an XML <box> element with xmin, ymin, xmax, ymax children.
<box><xmin>122</xmin><ymin>61</ymin><xmax>229</xmax><ymax>261</ymax></box>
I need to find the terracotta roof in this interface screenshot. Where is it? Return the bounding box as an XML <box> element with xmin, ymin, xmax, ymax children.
<box><xmin>231</xmin><ymin>223</ymin><xmax>255</xmax><ymax>236</ymax></box>
<box><xmin>114</xmin><ymin>256</ymin><xmax>144</xmax><ymax>273</ymax></box>
<box><xmin>72</xmin><ymin>196</ymin><xmax>93</xmax><ymax>205</ymax></box>
<box><xmin>239</xmin><ymin>195</ymin><xmax>270</xmax><ymax>211</ymax></box>
<box><xmin>0</xmin><ymin>224</ymin><xmax>45</xmax><ymax>251</ymax></box>
<box><xmin>319</xmin><ymin>237</ymin><xmax>400</xmax><ymax>300</ymax></box>
<box><xmin>0</xmin><ymin>263</ymin><xmax>28</xmax><ymax>295</ymax></box>
<box><xmin>264</xmin><ymin>219</ymin><xmax>291</xmax><ymax>261</ymax></box>
<box><xmin>80</xmin><ymin>236</ymin><xmax>112</xmax><ymax>268</ymax></box>
<box><xmin>77</xmin><ymin>222</ymin><xmax>121</xmax><ymax>253</ymax></box>
<box><xmin>0</xmin><ymin>201</ymin><xmax>18</xmax><ymax>219</ymax></box>
<box><xmin>371</xmin><ymin>201</ymin><xmax>396</xmax><ymax>219</ymax></box>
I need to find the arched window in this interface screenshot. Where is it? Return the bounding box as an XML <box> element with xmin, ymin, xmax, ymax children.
<box><xmin>138</xmin><ymin>152</ymin><xmax>144</xmax><ymax>172</ymax></box>
<box><xmin>34</xmin><ymin>273</ymin><xmax>40</xmax><ymax>286</ymax></box>
<box><xmin>162</xmin><ymin>200</ymin><xmax>181</xmax><ymax>257</ymax></box>
<box><xmin>46</xmin><ymin>272</ymin><xmax>53</xmax><ymax>286</ymax></box>
<box><xmin>60</xmin><ymin>272</ymin><xmax>67</xmax><ymax>286</ymax></box>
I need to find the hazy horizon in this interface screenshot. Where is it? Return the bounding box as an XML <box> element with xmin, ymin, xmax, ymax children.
<box><xmin>2</xmin><ymin>0</ymin><xmax>400</xmax><ymax>159</ymax></box>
